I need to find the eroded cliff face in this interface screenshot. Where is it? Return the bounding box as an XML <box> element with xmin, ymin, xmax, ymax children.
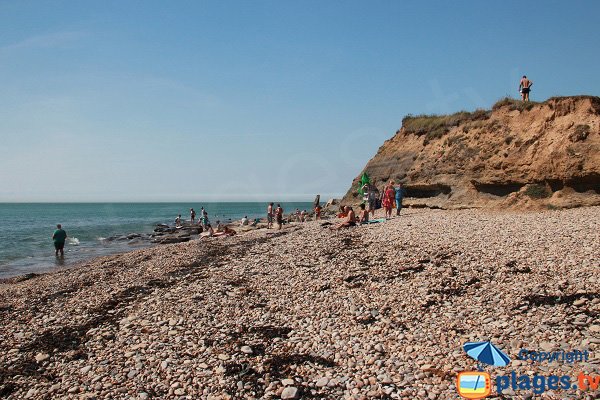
<box><xmin>344</xmin><ymin>96</ymin><xmax>600</xmax><ymax>209</ymax></box>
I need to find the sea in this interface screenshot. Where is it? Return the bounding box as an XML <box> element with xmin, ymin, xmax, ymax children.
<box><xmin>0</xmin><ymin>202</ymin><xmax>313</xmax><ymax>278</ymax></box>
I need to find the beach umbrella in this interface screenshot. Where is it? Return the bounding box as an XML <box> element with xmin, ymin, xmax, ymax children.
<box><xmin>463</xmin><ymin>341</ymin><xmax>511</xmax><ymax>367</ymax></box>
<box><xmin>358</xmin><ymin>172</ymin><xmax>370</xmax><ymax>196</ymax></box>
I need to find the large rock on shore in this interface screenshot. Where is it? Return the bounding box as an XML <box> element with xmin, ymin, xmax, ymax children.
<box><xmin>344</xmin><ymin>96</ymin><xmax>600</xmax><ymax>209</ymax></box>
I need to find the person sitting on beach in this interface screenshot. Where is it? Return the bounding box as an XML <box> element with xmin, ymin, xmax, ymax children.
<box><xmin>314</xmin><ymin>204</ymin><xmax>322</xmax><ymax>220</ymax></box>
<box><xmin>337</xmin><ymin>204</ymin><xmax>348</xmax><ymax>218</ymax></box>
<box><xmin>267</xmin><ymin>202</ymin><xmax>274</xmax><ymax>229</ymax></box>
<box><xmin>330</xmin><ymin>206</ymin><xmax>356</xmax><ymax>230</ymax></box>
<box><xmin>200</xmin><ymin>224</ymin><xmax>214</xmax><ymax>239</ymax></box>
<box><xmin>213</xmin><ymin>226</ymin><xmax>237</xmax><ymax>237</ymax></box>
<box><xmin>358</xmin><ymin>203</ymin><xmax>369</xmax><ymax>224</ymax></box>
<box><xmin>216</xmin><ymin>220</ymin><xmax>224</xmax><ymax>232</ymax></box>
<box><xmin>275</xmin><ymin>204</ymin><xmax>284</xmax><ymax>230</ymax></box>
<box><xmin>240</xmin><ymin>215</ymin><xmax>249</xmax><ymax>226</ymax></box>
<box><xmin>190</xmin><ymin>208</ymin><xmax>196</xmax><ymax>223</ymax></box>
<box><xmin>52</xmin><ymin>224</ymin><xmax>67</xmax><ymax>257</ymax></box>
<box><xmin>175</xmin><ymin>214</ymin><xmax>182</xmax><ymax>227</ymax></box>
<box><xmin>519</xmin><ymin>75</ymin><xmax>533</xmax><ymax>102</ymax></box>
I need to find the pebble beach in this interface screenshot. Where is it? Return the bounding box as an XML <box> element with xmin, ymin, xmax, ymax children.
<box><xmin>0</xmin><ymin>206</ymin><xmax>599</xmax><ymax>399</ymax></box>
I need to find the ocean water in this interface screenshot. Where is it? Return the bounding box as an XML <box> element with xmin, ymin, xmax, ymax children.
<box><xmin>0</xmin><ymin>202</ymin><xmax>312</xmax><ymax>278</ymax></box>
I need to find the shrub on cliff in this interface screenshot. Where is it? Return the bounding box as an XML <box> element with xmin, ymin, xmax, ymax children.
<box><xmin>524</xmin><ymin>184</ymin><xmax>551</xmax><ymax>199</ymax></box>
<box><xmin>492</xmin><ymin>97</ymin><xmax>539</xmax><ymax>112</ymax></box>
<box><xmin>402</xmin><ymin>109</ymin><xmax>490</xmax><ymax>145</ymax></box>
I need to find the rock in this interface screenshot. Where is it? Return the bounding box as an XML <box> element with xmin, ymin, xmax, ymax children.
<box><xmin>539</xmin><ymin>342</ymin><xmax>554</xmax><ymax>352</ymax></box>
<box><xmin>573</xmin><ymin>298</ymin><xmax>587</xmax><ymax>306</ymax></box>
<box><xmin>240</xmin><ymin>346</ymin><xmax>253</xmax><ymax>354</ymax></box>
<box><xmin>80</xmin><ymin>365</ymin><xmax>92</xmax><ymax>374</ymax></box>
<box><xmin>139</xmin><ymin>393</ymin><xmax>149</xmax><ymax>400</ymax></box>
<box><xmin>315</xmin><ymin>377</ymin><xmax>329</xmax><ymax>387</ymax></box>
<box><xmin>589</xmin><ymin>325</ymin><xmax>600</xmax><ymax>333</ymax></box>
<box><xmin>281</xmin><ymin>386</ymin><xmax>299</xmax><ymax>399</ymax></box>
<box><xmin>281</xmin><ymin>378</ymin><xmax>295</xmax><ymax>386</ymax></box>
<box><xmin>127</xmin><ymin>369</ymin><xmax>138</xmax><ymax>379</ymax></box>
<box><xmin>35</xmin><ymin>353</ymin><xmax>50</xmax><ymax>363</ymax></box>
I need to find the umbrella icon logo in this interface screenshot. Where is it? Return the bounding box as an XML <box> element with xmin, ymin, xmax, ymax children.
<box><xmin>463</xmin><ymin>341</ymin><xmax>511</xmax><ymax>367</ymax></box>
<box><xmin>456</xmin><ymin>341</ymin><xmax>511</xmax><ymax>399</ymax></box>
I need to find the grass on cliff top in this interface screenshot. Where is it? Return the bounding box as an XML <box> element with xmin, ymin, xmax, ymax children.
<box><xmin>492</xmin><ymin>97</ymin><xmax>541</xmax><ymax>112</ymax></box>
<box><xmin>402</xmin><ymin>109</ymin><xmax>490</xmax><ymax>144</ymax></box>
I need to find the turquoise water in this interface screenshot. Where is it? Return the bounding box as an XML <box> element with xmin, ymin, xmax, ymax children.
<box><xmin>0</xmin><ymin>202</ymin><xmax>312</xmax><ymax>278</ymax></box>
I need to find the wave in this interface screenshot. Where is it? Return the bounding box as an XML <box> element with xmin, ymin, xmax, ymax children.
<box><xmin>68</xmin><ymin>237</ymin><xmax>80</xmax><ymax>246</ymax></box>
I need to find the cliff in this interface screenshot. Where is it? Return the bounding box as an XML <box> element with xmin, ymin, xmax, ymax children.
<box><xmin>344</xmin><ymin>96</ymin><xmax>600</xmax><ymax>209</ymax></box>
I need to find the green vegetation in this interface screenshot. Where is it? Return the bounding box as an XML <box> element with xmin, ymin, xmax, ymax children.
<box><xmin>524</xmin><ymin>184</ymin><xmax>551</xmax><ymax>199</ymax></box>
<box><xmin>492</xmin><ymin>97</ymin><xmax>540</xmax><ymax>112</ymax></box>
<box><xmin>402</xmin><ymin>109</ymin><xmax>490</xmax><ymax>145</ymax></box>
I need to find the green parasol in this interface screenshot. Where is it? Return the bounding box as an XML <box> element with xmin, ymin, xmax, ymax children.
<box><xmin>358</xmin><ymin>172</ymin><xmax>370</xmax><ymax>196</ymax></box>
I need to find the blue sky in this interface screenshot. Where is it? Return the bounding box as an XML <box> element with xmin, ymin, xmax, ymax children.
<box><xmin>1</xmin><ymin>1</ymin><xmax>599</xmax><ymax>201</ymax></box>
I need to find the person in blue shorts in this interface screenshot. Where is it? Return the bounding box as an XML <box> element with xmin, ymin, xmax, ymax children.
<box><xmin>395</xmin><ymin>183</ymin><xmax>406</xmax><ymax>216</ymax></box>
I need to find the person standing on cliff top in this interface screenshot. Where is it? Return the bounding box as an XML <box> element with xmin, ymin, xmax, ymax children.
<box><xmin>52</xmin><ymin>224</ymin><xmax>67</xmax><ymax>257</ymax></box>
<box><xmin>519</xmin><ymin>75</ymin><xmax>533</xmax><ymax>102</ymax></box>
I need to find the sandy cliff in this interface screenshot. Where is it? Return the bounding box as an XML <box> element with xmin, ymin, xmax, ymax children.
<box><xmin>344</xmin><ymin>96</ymin><xmax>600</xmax><ymax>209</ymax></box>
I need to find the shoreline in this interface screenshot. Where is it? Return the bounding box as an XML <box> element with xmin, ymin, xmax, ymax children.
<box><xmin>0</xmin><ymin>206</ymin><xmax>598</xmax><ymax>399</ymax></box>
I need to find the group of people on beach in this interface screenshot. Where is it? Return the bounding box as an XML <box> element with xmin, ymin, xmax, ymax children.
<box><xmin>330</xmin><ymin>180</ymin><xmax>405</xmax><ymax>230</ymax></box>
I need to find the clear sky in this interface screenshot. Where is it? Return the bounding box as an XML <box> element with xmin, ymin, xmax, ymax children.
<box><xmin>1</xmin><ymin>1</ymin><xmax>599</xmax><ymax>202</ymax></box>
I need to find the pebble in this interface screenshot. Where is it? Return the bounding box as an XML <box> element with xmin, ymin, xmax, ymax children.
<box><xmin>281</xmin><ymin>386</ymin><xmax>299</xmax><ymax>399</ymax></box>
<box><xmin>0</xmin><ymin>206</ymin><xmax>598</xmax><ymax>400</ymax></box>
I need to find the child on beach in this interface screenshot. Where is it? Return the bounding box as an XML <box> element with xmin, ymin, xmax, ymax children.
<box><xmin>358</xmin><ymin>203</ymin><xmax>369</xmax><ymax>224</ymax></box>
<box><xmin>175</xmin><ymin>215</ymin><xmax>182</xmax><ymax>227</ymax></box>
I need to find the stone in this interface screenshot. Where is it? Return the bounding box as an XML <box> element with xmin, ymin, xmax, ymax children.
<box><xmin>281</xmin><ymin>378</ymin><xmax>295</xmax><ymax>386</ymax></box>
<box><xmin>35</xmin><ymin>353</ymin><xmax>50</xmax><ymax>363</ymax></box>
<box><xmin>573</xmin><ymin>298</ymin><xmax>587</xmax><ymax>307</ymax></box>
<box><xmin>281</xmin><ymin>386</ymin><xmax>299</xmax><ymax>399</ymax></box>
<box><xmin>127</xmin><ymin>369</ymin><xmax>138</xmax><ymax>379</ymax></box>
<box><xmin>80</xmin><ymin>365</ymin><xmax>92</xmax><ymax>374</ymax></box>
<box><xmin>315</xmin><ymin>377</ymin><xmax>329</xmax><ymax>387</ymax></box>
<box><xmin>240</xmin><ymin>345</ymin><xmax>253</xmax><ymax>354</ymax></box>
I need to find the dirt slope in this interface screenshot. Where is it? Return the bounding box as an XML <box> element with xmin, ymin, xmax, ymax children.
<box><xmin>344</xmin><ymin>96</ymin><xmax>600</xmax><ymax>209</ymax></box>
